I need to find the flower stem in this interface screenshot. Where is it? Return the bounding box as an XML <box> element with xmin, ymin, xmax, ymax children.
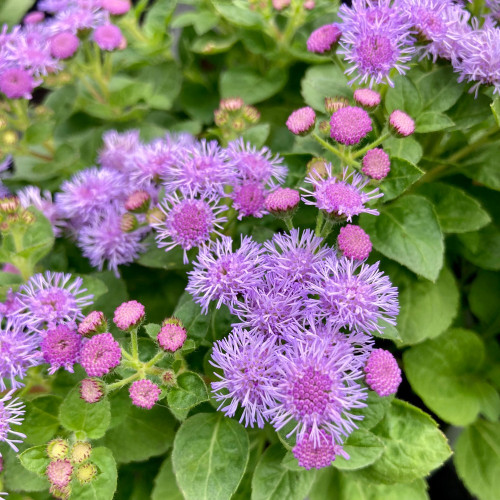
<box><xmin>352</xmin><ymin>131</ymin><xmax>391</xmax><ymax>159</ymax></box>
<box><xmin>145</xmin><ymin>351</ymin><xmax>166</xmax><ymax>369</ymax></box>
<box><xmin>130</xmin><ymin>327</ymin><xmax>139</xmax><ymax>360</ymax></box>
<box><xmin>106</xmin><ymin>372</ymin><xmax>140</xmax><ymax>392</ymax></box>
<box><xmin>315</xmin><ymin>210</ymin><xmax>324</xmax><ymax>237</ymax></box>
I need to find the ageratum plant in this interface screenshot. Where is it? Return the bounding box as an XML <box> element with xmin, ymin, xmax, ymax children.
<box><xmin>0</xmin><ymin>1</ymin><xmax>499</xmax><ymax>499</ymax></box>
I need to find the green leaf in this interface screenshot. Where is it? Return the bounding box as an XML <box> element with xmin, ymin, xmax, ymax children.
<box><xmin>3</xmin><ymin>446</ymin><xmax>49</xmax><ymax>492</ymax></box>
<box><xmin>448</xmin><ymin>92</ymin><xmax>492</xmax><ymax>130</ymax></box>
<box><xmin>71</xmin><ymin>447</ymin><xmax>117</xmax><ymax>500</ymax></box>
<box><xmin>333</xmin><ymin>430</ymin><xmax>384</xmax><ymax>471</ymax></box>
<box><xmin>241</xmin><ymin>124</ymin><xmax>271</xmax><ymax>149</ymax></box>
<box><xmin>417</xmin><ymin>183</ymin><xmax>491</xmax><ymax>233</ymax></box>
<box><xmin>220</xmin><ymin>67</ymin><xmax>287</xmax><ymax>105</ymax></box>
<box><xmin>80</xmin><ymin>274</ymin><xmax>108</xmax><ymax>306</ymax></box>
<box><xmin>415</xmin><ymin>111</ymin><xmax>454</xmax><ymax>133</ymax></box>
<box><xmin>152</xmin><ymin>456</ymin><xmax>184</xmax><ymax>500</ymax></box>
<box><xmin>173</xmin><ymin>292</ymin><xmax>211</xmax><ymax>340</ymax></box>
<box><xmin>19</xmin><ymin>445</ymin><xmax>50</xmax><ymax>476</ymax></box>
<box><xmin>138</xmin><ymin>62</ymin><xmax>183</xmax><ymax>111</ymax></box>
<box><xmin>212</xmin><ymin>0</ymin><xmax>264</xmax><ymax>28</ymax></box>
<box><xmin>102</xmin><ymin>403</ymin><xmax>176</xmax><ymax>463</ymax></box>
<box><xmin>352</xmin><ymin>391</ymin><xmax>393</xmax><ymax>431</ymax></box>
<box><xmin>144</xmin><ymin>323</ymin><xmax>161</xmax><ymax>340</ymax></box>
<box><xmin>143</xmin><ymin>0</ymin><xmax>177</xmax><ymax>38</ymax></box>
<box><xmin>137</xmin><ymin>235</ymin><xmax>190</xmax><ymax>270</ymax></box>
<box><xmin>397</xmin><ymin>266</ymin><xmax>459</xmax><ymax>346</ymax></box>
<box><xmin>167</xmin><ymin>371</ymin><xmax>209</xmax><ymax>411</ymax></box>
<box><xmin>404</xmin><ymin>328</ymin><xmax>497</xmax><ymax>425</ymax></box>
<box><xmin>383</xmin><ymin>136</ymin><xmax>423</xmax><ymax>165</ymax></box>
<box><xmin>172</xmin><ymin>10</ymin><xmax>218</xmax><ymax>35</ymax></box>
<box><xmin>191</xmin><ymin>34</ymin><xmax>238</xmax><ymax>55</ymax></box>
<box><xmin>363</xmin><ymin>399</ymin><xmax>451</xmax><ymax>484</ymax></box>
<box><xmin>251</xmin><ymin>444</ymin><xmax>316</xmax><ymax>500</ymax></box>
<box><xmin>455</xmin><ymin>420</ymin><xmax>500</xmax><ymax>500</ymax></box>
<box><xmin>373</xmin><ymin>319</ymin><xmax>401</xmax><ymax>342</ymax></box>
<box><xmin>385</xmin><ymin>75</ymin><xmax>422</xmax><ymax>116</ymax></box>
<box><xmin>23</xmin><ymin>395</ymin><xmax>62</xmax><ymax>445</ymax></box>
<box><xmin>59</xmin><ymin>387</ymin><xmax>111</xmax><ymax>439</ymax></box>
<box><xmin>360</xmin><ymin>195</ymin><xmax>444</xmax><ymax>281</ymax></box>
<box><xmin>458</xmin><ymin>224</ymin><xmax>500</xmax><ymax>270</ymax></box>
<box><xmin>461</xmin><ymin>145</ymin><xmax>500</xmax><ymax>191</ymax></box>
<box><xmin>172</xmin><ymin>413</ymin><xmax>249</xmax><ymax>500</ymax></box>
<box><xmin>411</xmin><ymin>66</ymin><xmax>464</xmax><ymax>112</ymax></box>
<box><xmin>0</xmin><ymin>271</ymin><xmax>22</xmax><ymax>299</ymax></box>
<box><xmin>301</xmin><ymin>64</ymin><xmax>352</xmax><ymax>111</ymax></box>
<box><xmin>0</xmin><ymin>0</ymin><xmax>35</xmax><ymax>26</ymax></box>
<box><xmin>469</xmin><ymin>271</ymin><xmax>500</xmax><ymax>325</ymax></box>
<box><xmin>491</xmin><ymin>97</ymin><xmax>500</xmax><ymax>126</ymax></box>
<box><xmin>380</xmin><ymin>157</ymin><xmax>423</xmax><ymax>201</ymax></box>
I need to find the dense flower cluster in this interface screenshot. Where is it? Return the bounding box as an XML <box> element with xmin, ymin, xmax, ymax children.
<box><xmin>308</xmin><ymin>0</ymin><xmax>500</xmax><ymax>95</ymax></box>
<box><xmin>0</xmin><ymin>0</ymin><xmax>128</xmax><ymax>100</ymax></box>
<box><xmin>189</xmin><ymin>223</ymin><xmax>400</xmax><ymax>469</ymax></box>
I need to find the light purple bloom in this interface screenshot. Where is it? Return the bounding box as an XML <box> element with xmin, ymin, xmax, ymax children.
<box><xmin>0</xmin><ymin>390</ymin><xmax>26</xmax><ymax>452</ymax></box>
<box><xmin>164</xmin><ymin>140</ymin><xmax>232</xmax><ymax>195</ymax></box>
<box><xmin>302</xmin><ymin>165</ymin><xmax>382</xmax><ymax>222</ymax></box>
<box><xmin>38</xmin><ymin>0</ymin><xmax>71</xmax><ymax>13</ymax></box>
<box><xmin>41</xmin><ymin>324</ymin><xmax>82</xmax><ymax>374</ymax></box>
<box><xmin>52</xmin><ymin>6</ymin><xmax>107</xmax><ymax>34</ymax></box>
<box><xmin>309</xmin><ymin>255</ymin><xmax>399</xmax><ymax>334</ymax></box>
<box><xmin>18</xmin><ymin>185</ymin><xmax>64</xmax><ymax>236</ymax></box>
<box><xmin>226</xmin><ymin>138</ymin><xmax>287</xmax><ymax>188</ymax></box>
<box><xmin>98</xmin><ymin>129</ymin><xmax>141</xmax><ymax>172</ymax></box>
<box><xmin>231</xmin><ymin>180</ymin><xmax>268</xmax><ymax>220</ymax></box>
<box><xmin>0</xmin><ymin>289</ymin><xmax>21</xmax><ymax>321</ymax></box>
<box><xmin>0</xmin><ymin>321</ymin><xmax>41</xmax><ymax>391</ymax></box>
<box><xmin>55</xmin><ymin>167</ymin><xmax>128</xmax><ymax>224</ymax></box>
<box><xmin>267</xmin><ymin>335</ymin><xmax>367</xmax><ymax>446</ymax></box>
<box><xmin>187</xmin><ymin>235</ymin><xmax>265</xmax><ymax>313</ymax></box>
<box><xmin>15</xmin><ymin>271</ymin><xmax>93</xmax><ymax>332</ymax></box>
<box><xmin>77</xmin><ymin>209</ymin><xmax>147</xmax><ymax>276</ymax></box>
<box><xmin>93</xmin><ymin>24</ymin><xmax>123</xmax><ymax>51</ymax></box>
<box><xmin>80</xmin><ymin>332</ymin><xmax>121</xmax><ymax>377</ymax></box>
<box><xmin>338</xmin><ymin>0</ymin><xmax>415</xmax><ymax>87</ymax></box>
<box><xmin>0</xmin><ymin>68</ymin><xmax>37</xmax><ymax>99</ymax></box>
<box><xmin>152</xmin><ymin>189</ymin><xmax>227</xmax><ymax>264</ymax></box>
<box><xmin>210</xmin><ymin>327</ymin><xmax>280</xmax><ymax>428</ymax></box>
<box><xmin>50</xmin><ymin>31</ymin><xmax>79</xmax><ymax>59</ymax></box>
<box><xmin>263</xmin><ymin>228</ymin><xmax>330</xmax><ymax>284</ymax></box>
<box><xmin>293</xmin><ymin>430</ymin><xmax>349</xmax><ymax>470</ymax></box>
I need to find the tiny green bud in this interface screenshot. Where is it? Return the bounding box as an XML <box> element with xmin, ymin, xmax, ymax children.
<box><xmin>46</xmin><ymin>439</ymin><xmax>69</xmax><ymax>460</ymax></box>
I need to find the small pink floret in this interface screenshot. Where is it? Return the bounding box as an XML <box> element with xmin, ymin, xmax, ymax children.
<box><xmin>265</xmin><ymin>187</ymin><xmax>300</xmax><ymax>213</ymax></box>
<box><xmin>80</xmin><ymin>333</ymin><xmax>121</xmax><ymax>377</ymax></box>
<box><xmin>330</xmin><ymin>106</ymin><xmax>372</xmax><ymax>145</ymax></box>
<box><xmin>157</xmin><ymin>322</ymin><xmax>187</xmax><ymax>352</ymax></box>
<box><xmin>362</xmin><ymin>148</ymin><xmax>391</xmax><ymax>180</ymax></box>
<box><xmin>93</xmin><ymin>24</ymin><xmax>123</xmax><ymax>51</ymax></box>
<box><xmin>389</xmin><ymin>110</ymin><xmax>415</xmax><ymax>137</ymax></box>
<box><xmin>286</xmin><ymin>107</ymin><xmax>316</xmax><ymax>135</ymax></box>
<box><xmin>113</xmin><ymin>300</ymin><xmax>145</xmax><ymax>330</ymax></box>
<box><xmin>364</xmin><ymin>349</ymin><xmax>402</xmax><ymax>397</ymax></box>
<box><xmin>129</xmin><ymin>379</ymin><xmax>161</xmax><ymax>409</ymax></box>
<box><xmin>307</xmin><ymin>24</ymin><xmax>341</xmax><ymax>54</ymax></box>
<box><xmin>101</xmin><ymin>0</ymin><xmax>131</xmax><ymax>15</ymax></box>
<box><xmin>353</xmin><ymin>88</ymin><xmax>381</xmax><ymax>108</ymax></box>
<box><xmin>338</xmin><ymin>224</ymin><xmax>372</xmax><ymax>260</ymax></box>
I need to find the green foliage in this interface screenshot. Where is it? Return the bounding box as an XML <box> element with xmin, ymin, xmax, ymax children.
<box><xmin>167</xmin><ymin>371</ymin><xmax>209</xmax><ymax>414</ymax></box>
<box><xmin>172</xmin><ymin>413</ymin><xmax>249</xmax><ymax>500</ymax></box>
<box><xmin>454</xmin><ymin>420</ymin><xmax>500</xmax><ymax>500</ymax></box>
<box><xmin>19</xmin><ymin>445</ymin><xmax>50</xmax><ymax>476</ymax></box>
<box><xmin>173</xmin><ymin>292</ymin><xmax>211</xmax><ymax>340</ymax></box>
<box><xmin>152</xmin><ymin>456</ymin><xmax>184</xmax><ymax>500</ymax></box>
<box><xmin>23</xmin><ymin>395</ymin><xmax>62</xmax><ymax>445</ymax></box>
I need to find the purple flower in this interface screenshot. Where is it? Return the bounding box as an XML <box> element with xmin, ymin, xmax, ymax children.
<box><xmin>329</xmin><ymin>106</ymin><xmax>372</xmax><ymax>146</ymax></box>
<box><xmin>455</xmin><ymin>23</ymin><xmax>500</xmax><ymax>96</ymax></box>
<box><xmin>164</xmin><ymin>140</ymin><xmax>232</xmax><ymax>194</ymax></box>
<box><xmin>98</xmin><ymin>129</ymin><xmax>141</xmax><ymax>172</ymax></box>
<box><xmin>309</xmin><ymin>255</ymin><xmax>399</xmax><ymax>334</ymax></box>
<box><xmin>187</xmin><ymin>235</ymin><xmax>265</xmax><ymax>313</ymax></box>
<box><xmin>210</xmin><ymin>327</ymin><xmax>280</xmax><ymax>428</ymax></box>
<box><xmin>80</xmin><ymin>332</ymin><xmax>121</xmax><ymax>377</ymax></box>
<box><xmin>337</xmin><ymin>224</ymin><xmax>372</xmax><ymax>261</ymax></box>
<box><xmin>226</xmin><ymin>138</ymin><xmax>287</xmax><ymax>188</ymax></box>
<box><xmin>267</xmin><ymin>335</ymin><xmax>367</xmax><ymax>446</ymax></box>
<box><xmin>263</xmin><ymin>228</ymin><xmax>330</xmax><ymax>284</ymax></box>
<box><xmin>232</xmin><ymin>273</ymin><xmax>306</xmax><ymax>340</ymax></box>
<box><xmin>101</xmin><ymin>0</ymin><xmax>131</xmax><ymax>16</ymax></box>
<box><xmin>0</xmin><ymin>68</ymin><xmax>37</xmax><ymax>99</ymax></box>
<box><xmin>0</xmin><ymin>390</ymin><xmax>26</xmax><ymax>452</ymax></box>
<box><xmin>231</xmin><ymin>180</ymin><xmax>268</xmax><ymax>220</ymax></box>
<box><xmin>49</xmin><ymin>31</ymin><xmax>79</xmax><ymax>59</ymax></box>
<box><xmin>56</xmin><ymin>167</ymin><xmax>128</xmax><ymax>224</ymax></box>
<box><xmin>41</xmin><ymin>324</ymin><xmax>82</xmax><ymax>374</ymax></box>
<box><xmin>18</xmin><ymin>185</ymin><xmax>64</xmax><ymax>236</ymax></box>
<box><xmin>293</xmin><ymin>430</ymin><xmax>349</xmax><ymax>470</ymax></box>
<box><xmin>38</xmin><ymin>0</ymin><xmax>71</xmax><ymax>13</ymax></box>
<box><xmin>364</xmin><ymin>348</ymin><xmax>402</xmax><ymax>397</ymax></box>
<box><xmin>128</xmin><ymin>138</ymin><xmax>179</xmax><ymax>187</ymax></box>
<box><xmin>307</xmin><ymin>24</ymin><xmax>341</xmax><ymax>54</ymax></box>
<box><xmin>0</xmin><ymin>289</ymin><xmax>21</xmax><ymax>321</ymax></box>
<box><xmin>302</xmin><ymin>165</ymin><xmax>382</xmax><ymax>222</ymax></box>
<box><xmin>338</xmin><ymin>0</ymin><xmax>415</xmax><ymax>87</ymax></box>
<box><xmin>46</xmin><ymin>459</ymin><xmax>72</xmax><ymax>489</ymax></box>
<box><xmin>52</xmin><ymin>5</ymin><xmax>107</xmax><ymax>34</ymax></box>
<box><xmin>0</xmin><ymin>321</ymin><xmax>41</xmax><ymax>391</ymax></box>
<box><xmin>77</xmin><ymin>209</ymin><xmax>147</xmax><ymax>276</ymax></box>
<box><xmin>362</xmin><ymin>148</ymin><xmax>391</xmax><ymax>180</ymax></box>
<box><xmin>15</xmin><ymin>271</ymin><xmax>93</xmax><ymax>332</ymax></box>
<box><xmin>93</xmin><ymin>23</ymin><xmax>123</xmax><ymax>50</ymax></box>
<box><xmin>129</xmin><ymin>379</ymin><xmax>161</xmax><ymax>410</ymax></box>
<box><xmin>152</xmin><ymin>189</ymin><xmax>227</xmax><ymax>264</ymax></box>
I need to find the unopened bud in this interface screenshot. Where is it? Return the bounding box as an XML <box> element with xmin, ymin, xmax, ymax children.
<box><xmin>158</xmin><ymin>318</ymin><xmax>187</xmax><ymax>352</ymax></box>
<box><xmin>120</xmin><ymin>213</ymin><xmax>138</xmax><ymax>232</ymax></box>
<box><xmin>76</xmin><ymin>463</ymin><xmax>97</xmax><ymax>484</ymax></box>
<box><xmin>220</xmin><ymin>97</ymin><xmax>244</xmax><ymax>112</ymax></box>
<box><xmin>78</xmin><ymin>311</ymin><xmax>107</xmax><ymax>336</ymax></box>
<box><xmin>325</xmin><ymin>96</ymin><xmax>349</xmax><ymax>114</ymax></box>
<box><xmin>318</xmin><ymin>121</ymin><xmax>330</xmax><ymax>136</ymax></box>
<box><xmin>47</xmin><ymin>439</ymin><xmax>69</xmax><ymax>460</ymax></box>
<box><xmin>147</xmin><ymin>206</ymin><xmax>165</xmax><ymax>225</ymax></box>
<box><xmin>214</xmin><ymin>109</ymin><xmax>229</xmax><ymax>127</ymax></box>
<box><xmin>162</xmin><ymin>369</ymin><xmax>177</xmax><ymax>387</ymax></box>
<box><xmin>242</xmin><ymin>105</ymin><xmax>260</xmax><ymax>123</ymax></box>
<box><xmin>79</xmin><ymin>378</ymin><xmax>106</xmax><ymax>404</ymax></box>
<box><xmin>306</xmin><ymin>158</ymin><xmax>329</xmax><ymax>180</ymax></box>
<box><xmin>71</xmin><ymin>441</ymin><xmax>92</xmax><ymax>464</ymax></box>
<box><xmin>2</xmin><ymin>131</ymin><xmax>17</xmax><ymax>145</ymax></box>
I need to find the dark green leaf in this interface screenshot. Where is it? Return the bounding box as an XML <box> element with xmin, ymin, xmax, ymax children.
<box><xmin>380</xmin><ymin>157</ymin><xmax>423</xmax><ymax>201</ymax></box>
<box><xmin>352</xmin><ymin>391</ymin><xmax>393</xmax><ymax>431</ymax></box>
<box><xmin>152</xmin><ymin>456</ymin><xmax>184</xmax><ymax>500</ymax></box>
<box><xmin>491</xmin><ymin>97</ymin><xmax>500</xmax><ymax>126</ymax></box>
<box><xmin>469</xmin><ymin>271</ymin><xmax>500</xmax><ymax>325</ymax></box>
<box><xmin>23</xmin><ymin>395</ymin><xmax>62</xmax><ymax>445</ymax></box>
<box><xmin>415</xmin><ymin>112</ymin><xmax>454</xmax><ymax>133</ymax></box>
<box><xmin>144</xmin><ymin>323</ymin><xmax>161</xmax><ymax>340</ymax></box>
<box><xmin>461</xmin><ymin>145</ymin><xmax>500</xmax><ymax>191</ymax></box>
<box><xmin>173</xmin><ymin>292</ymin><xmax>211</xmax><ymax>340</ymax></box>
<box><xmin>59</xmin><ymin>388</ymin><xmax>111</xmax><ymax>439</ymax></box>
<box><xmin>404</xmin><ymin>328</ymin><xmax>498</xmax><ymax>425</ymax></box>
<box><xmin>241</xmin><ymin>124</ymin><xmax>271</xmax><ymax>149</ymax></box>
<box><xmin>417</xmin><ymin>183</ymin><xmax>490</xmax><ymax>233</ymax></box>
<box><xmin>385</xmin><ymin>75</ymin><xmax>422</xmax><ymax>116</ymax></box>
<box><xmin>3</xmin><ymin>447</ymin><xmax>49</xmax><ymax>492</ymax></box>
<box><xmin>172</xmin><ymin>413</ymin><xmax>249</xmax><ymax>500</ymax></box>
<box><xmin>137</xmin><ymin>235</ymin><xmax>190</xmax><ymax>270</ymax></box>
<box><xmin>360</xmin><ymin>195</ymin><xmax>444</xmax><ymax>281</ymax></box>
<box><xmin>455</xmin><ymin>420</ymin><xmax>500</xmax><ymax>500</ymax></box>
<box><xmin>167</xmin><ymin>371</ymin><xmax>209</xmax><ymax>411</ymax></box>
<box><xmin>212</xmin><ymin>0</ymin><xmax>264</xmax><ymax>28</ymax></box>
<box><xmin>458</xmin><ymin>224</ymin><xmax>500</xmax><ymax>270</ymax></box>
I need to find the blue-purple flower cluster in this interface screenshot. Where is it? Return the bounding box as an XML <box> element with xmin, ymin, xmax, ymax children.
<box><xmin>309</xmin><ymin>0</ymin><xmax>500</xmax><ymax>96</ymax></box>
<box><xmin>0</xmin><ymin>0</ymin><xmax>128</xmax><ymax>100</ymax></box>
<box><xmin>188</xmin><ymin>226</ymin><xmax>399</xmax><ymax>469</ymax></box>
